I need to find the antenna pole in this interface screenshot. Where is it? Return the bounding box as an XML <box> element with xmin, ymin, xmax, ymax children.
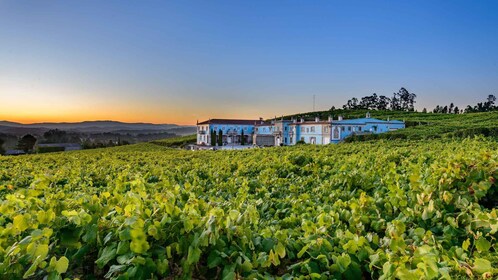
<box><xmin>313</xmin><ymin>94</ymin><xmax>316</xmax><ymax>112</ymax></box>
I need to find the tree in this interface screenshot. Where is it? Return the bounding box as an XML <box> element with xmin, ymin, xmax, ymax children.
<box><xmin>359</xmin><ymin>93</ymin><xmax>378</xmax><ymax>110</ymax></box>
<box><xmin>210</xmin><ymin>129</ymin><xmax>217</xmax><ymax>146</ymax></box>
<box><xmin>343</xmin><ymin>97</ymin><xmax>359</xmax><ymax>110</ymax></box>
<box><xmin>240</xmin><ymin>130</ymin><xmax>245</xmax><ymax>145</ymax></box>
<box><xmin>465</xmin><ymin>105</ymin><xmax>474</xmax><ymax>113</ymax></box>
<box><xmin>17</xmin><ymin>134</ymin><xmax>37</xmax><ymax>153</ymax></box>
<box><xmin>422</xmin><ymin>108</ymin><xmax>427</xmax><ymax>113</ymax></box>
<box><xmin>0</xmin><ymin>138</ymin><xmax>4</xmax><ymax>155</ymax></box>
<box><xmin>43</xmin><ymin>129</ymin><xmax>67</xmax><ymax>143</ymax></box>
<box><xmin>217</xmin><ymin>129</ymin><xmax>223</xmax><ymax>146</ymax></box>
<box><xmin>449</xmin><ymin>103</ymin><xmax>454</xmax><ymax>114</ymax></box>
<box><xmin>377</xmin><ymin>95</ymin><xmax>391</xmax><ymax>110</ymax></box>
<box><xmin>396</xmin><ymin>87</ymin><xmax>416</xmax><ymax>111</ymax></box>
<box><xmin>390</xmin><ymin>92</ymin><xmax>401</xmax><ymax>111</ymax></box>
<box><xmin>484</xmin><ymin>94</ymin><xmax>496</xmax><ymax>111</ymax></box>
<box><xmin>454</xmin><ymin>106</ymin><xmax>459</xmax><ymax>114</ymax></box>
<box><xmin>442</xmin><ymin>106</ymin><xmax>448</xmax><ymax>114</ymax></box>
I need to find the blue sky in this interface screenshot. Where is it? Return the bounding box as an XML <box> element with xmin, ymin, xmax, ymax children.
<box><xmin>1</xmin><ymin>1</ymin><xmax>498</xmax><ymax>124</ymax></box>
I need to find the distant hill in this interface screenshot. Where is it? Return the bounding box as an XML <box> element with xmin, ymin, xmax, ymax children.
<box><xmin>0</xmin><ymin>120</ymin><xmax>196</xmax><ymax>135</ymax></box>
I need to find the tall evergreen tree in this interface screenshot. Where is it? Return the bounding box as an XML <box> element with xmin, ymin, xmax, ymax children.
<box><xmin>0</xmin><ymin>138</ymin><xmax>4</xmax><ymax>155</ymax></box>
<box><xmin>240</xmin><ymin>130</ymin><xmax>245</xmax><ymax>145</ymax></box>
<box><xmin>210</xmin><ymin>129</ymin><xmax>217</xmax><ymax>146</ymax></box>
<box><xmin>217</xmin><ymin>129</ymin><xmax>223</xmax><ymax>146</ymax></box>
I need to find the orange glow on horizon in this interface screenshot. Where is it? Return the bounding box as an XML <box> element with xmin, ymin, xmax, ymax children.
<box><xmin>0</xmin><ymin>113</ymin><xmax>197</xmax><ymax>126</ymax></box>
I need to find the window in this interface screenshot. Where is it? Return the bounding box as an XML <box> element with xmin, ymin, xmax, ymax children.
<box><xmin>324</xmin><ymin>126</ymin><xmax>329</xmax><ymax>133</ymax></box>
<box><xmin>301</xmin><ymin>127</ymin><xmax>305</xmax><ymax>132</ymax></box>
<box><xmin>341</xmin><ymin>126</ymin><xmax>345</xmax><ymax>132</ymax></box>
<box><xmin>244</xmin><ymin>127</ymin><xmax>247</xmax><ymax>131</ymax></box>
<box><xmin>284</xmin><ymin>137</ymin><xmax>287</xmax><ymax>143</ymax></box>
<box><xmin>256</xmin><ymin>128</ymin><xmax>258</xmax><ymax>132</ymax></box>
<box><xmin>348</xmin><ymin>126</ymin><xmax>351</xmax><ymax>131</ymax></box>
<box><xmin>310</xmin><ymin>126</ymin><xmax>315</xmax><ymax>132</ymax></box>
<box><xmin>285</xmin><ymin>126</ymin><xmax>288</xmax><ymax>131</ymax></box>
<box><xmin>306</xmin><ymin>128</ymin><xmax>309</xmax><ymax>133</ymax></box>
<box><xmin>333</xmin><ymin>127</ymin><xmax>340</xmax><ymax>139</ymax></box>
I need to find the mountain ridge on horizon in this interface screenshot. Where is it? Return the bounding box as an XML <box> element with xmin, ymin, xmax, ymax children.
<box><xmin>0</xmin><ymin>120</ymin><xmax>195</xmax><ymax>127</ymax></box>
<box><xmin>0</xmin><ymin>120</ymin><xmax>196</xmax><ymax>136</ymax></box>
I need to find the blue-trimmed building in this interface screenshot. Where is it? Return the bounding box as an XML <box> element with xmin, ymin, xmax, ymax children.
<box><xmin>329</xmin><ymin>114</ymin><xmax>404</xmax><ymax>143</ymax></box>
<box><xmin>196</xmin><ymin>119</ymin><xmax>258</xmax><ymax>145</ymax></box>
<box><xmin>196</xmin><ymin>113</ymin><xmax>405</xmax><ymax>147</ymax></box>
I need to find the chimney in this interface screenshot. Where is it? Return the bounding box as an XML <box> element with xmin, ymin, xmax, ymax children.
<box><xmin>366</xmin><ymin>112</ymin><xmax>371</xmax><ymax>118</ymax></box>
<box><xmin>338</xmin><ymin>115</ymin><xmax>343</xmax><ymax>121</ymax></box>
<box><xmin>292</xmin><ymin>117</ymin><xmax>297</xmax><ymax>124</ymax></box>
<box><xmin>328</xmin><ymin>115</ymin><xmax>332</xmax><ymax>122</ymax></box>
<box><xmin>259</xmin><ymin>117</ymin><xmax>264</xmax><ymax>124</ymax></box>
<box><xmin>300</xmin><ymin>117</ymin><xmax>304</xmax><ymax>123</ymax></box>
<box><xmin>315</xmin><ymin>116</ymin><xmax>319</xmax><ymax>122</ymax></box>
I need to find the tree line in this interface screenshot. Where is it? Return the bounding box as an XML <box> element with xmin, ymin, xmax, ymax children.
<box><xmin>430</xmin><ymin>95</ymin><xmax>497</xmax><ymax>114</ymax></box>
<box><xmin>341</xmin><ymin>87</ymin><xmax>417</xmax><ymax>111</ymax></box>
<box><xmin>338</xmin><ymin>88</ymin><xmax>497</xmax><ymax>115</ymax></box>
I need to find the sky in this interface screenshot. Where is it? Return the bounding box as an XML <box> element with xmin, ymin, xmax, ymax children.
<box><xmin>1</xmin><ymin>1</ymin><xmax>498</xmax><ymax>125</ymax></box>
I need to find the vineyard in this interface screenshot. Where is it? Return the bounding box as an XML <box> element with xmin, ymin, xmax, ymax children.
<box><xmin>0</xmin><ymin>138</ymin><xmax>497</xmax><ymax>279</ymax></box>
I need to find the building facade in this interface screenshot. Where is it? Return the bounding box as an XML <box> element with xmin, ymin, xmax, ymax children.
<box><xmin>329</xmin><ymin>114</ymin><xmax>405</xmax><ymax>144</ymax></box>
<box><xmin>196</xmin><ymin>119</ymin><xmax>258</xmax><ymax>146</ymax></box>
<box><xmin>253</xmin><ymin>118</ymin><xmax>293</xmax><ymax>146</ymax></box>
<box><xmin>197</xmin><ymin>113</ymin><xmax>405</xmax><ymax>147</ymax></box>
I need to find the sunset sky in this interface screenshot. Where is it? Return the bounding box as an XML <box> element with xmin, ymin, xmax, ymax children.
<box><xmin>1</xmin><ymin>1</ymin><xmax>498</xmax><ymax>125</ymax></box>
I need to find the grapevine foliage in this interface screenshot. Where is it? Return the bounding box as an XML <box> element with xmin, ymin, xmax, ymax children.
<box><xmin>0</xmin><ymin>138</ymin><xmax>497</xmax><ymax>279</ymax></box>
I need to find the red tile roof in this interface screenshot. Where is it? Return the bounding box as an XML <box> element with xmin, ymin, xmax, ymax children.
<box><xmin>197</xmin><ymin>119</ymin><xmax>259</xmax><ymax>125</ymax></box>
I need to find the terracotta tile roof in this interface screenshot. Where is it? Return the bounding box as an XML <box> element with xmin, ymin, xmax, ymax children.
<box><xmin>197</xmin><ymin>119</ymin><xmax>259</xmax><ymax>125</ymax></box>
